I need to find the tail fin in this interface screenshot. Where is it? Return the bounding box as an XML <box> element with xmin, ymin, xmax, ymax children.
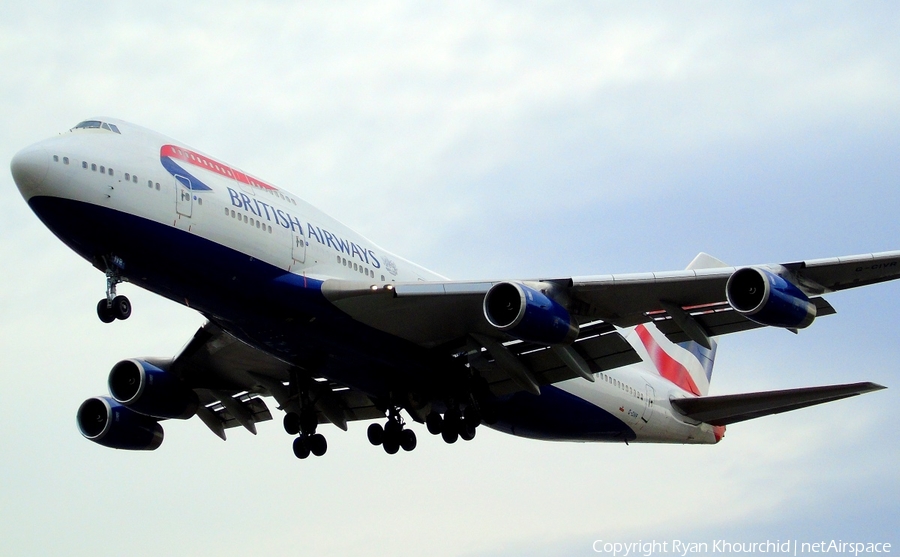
<box><xmin>629</xmin><ymin>253</ymin><xmax>728</xmax><ymax>396</ymax></box>
<box><xmin>677</xmin><ymin>252</ymin><xmax>729</xmax><ymax>392</ymax></box>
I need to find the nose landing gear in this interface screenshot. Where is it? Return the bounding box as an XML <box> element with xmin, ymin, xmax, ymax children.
<box><xmin>97</xmin><ymin>262</ymin><xmax>131</xmax><ymax>323</ymax></box>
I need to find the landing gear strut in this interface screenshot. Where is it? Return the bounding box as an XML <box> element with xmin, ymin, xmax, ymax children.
<box><xmin>97</xmin><ymin>263</ymin><xmax>131</xmax><ymax>323</ymax></box>
<box><xmin>367</xmin><ymin>407</ymin><xmax>417</xmax><ymax>454</ymax></box>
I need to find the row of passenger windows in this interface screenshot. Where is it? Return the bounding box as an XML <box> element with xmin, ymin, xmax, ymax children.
<box><xmin>599</xmin><ymin>373</ymin><xmax>645</xmax><ymax>401</ymax></box>
<box><xmin>225</xmin><ymin>208</ymin><xmax>273</xmax><ymax>234</ymax></box>
<box><xmin>336</xmin><ymin>255</ymin><xmax>384</xmax><ymax>281</ymax></box>
<box><xmin>53</xmin><ymin>154</ymin><xmax>163</xmax><ymax>192</ymax></box>
<box><xmin>262</xmin><ymin>185</ymin><xmax>298</xmax><ymax>206</ymax></box>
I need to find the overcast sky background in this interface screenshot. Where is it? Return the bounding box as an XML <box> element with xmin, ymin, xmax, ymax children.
<box><xmin>2</xmin><ymin>2</ymin><xmax>899</xmax><ymax>556</ymax></box>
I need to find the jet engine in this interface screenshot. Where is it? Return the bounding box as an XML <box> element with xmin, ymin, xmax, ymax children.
<box><xmin>108</xmin><ymin>359</ymin><xmax>199</xmax><ymax>420</ymax></box>
<box><xmin>726</xmin><ymin>267</ymin><xmax>816</xmax><ymax>329</ymax></box>
<box><xmin>483</xmin><ymin>282</ymin><xmax>579</xmax><ymax>344</ymax></box>
<box><xmin>77</xmin><ymin>396</ymin><xmax>164</xmax><ymax>451</ymax></box>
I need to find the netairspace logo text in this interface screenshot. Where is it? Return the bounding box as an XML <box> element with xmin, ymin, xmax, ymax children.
<box><xmin>592</xmin><ymin>539</ymin><xmax>892</xmax><ymax>557</ymax></box>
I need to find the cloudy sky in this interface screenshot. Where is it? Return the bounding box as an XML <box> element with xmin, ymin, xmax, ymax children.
<box><xmin>2</xmin><ymin>2</ymin><xmax>899</xmax><ymax>556</ymax></box>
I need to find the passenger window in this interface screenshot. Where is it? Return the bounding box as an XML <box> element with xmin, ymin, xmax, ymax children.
<box><xmin>63</xmin><ymin>157</ymin><xmax>69</xmax><ymax>164</ymax></box>
<box><xmin>155</xmin><ymin>183</ymin><xmax>160</xmax><ymax>190</ymax></box>
<box><xmin>53</xmin><ymin>155</ymin><xmax>59</xmax><ymax>162</ymax></box>
<box><xmin>91</xmin><ymin>164</ymin><xmax>97</xmax><ymax>171</ymax></box>
<box><xmin>125</xmin><ymin>173</ymin><xmax>130</xmax><ymax>181</ymax></box>
<box><xmin>83</xmin><ymin>161</ymin><xmax>88</xmax><ymax>169</ymax></box>
<box><xmin>108</xmin><ymin>168</ymin><xmax>113</xmax><ymax>176</ymax></box>
<box><xmin>99</xmin><ymin>166</ymin><xmax>105</xmax><ymax>173</ymax></box>
<box><xmin>132</xmin><ymin>175</ymin><xmax>137</xmax><ymax>183</ymax></box>
<box><xmin>148</xmin><ymin>180</ymin><xmax>153</xmax><ymax>187</ymax></box>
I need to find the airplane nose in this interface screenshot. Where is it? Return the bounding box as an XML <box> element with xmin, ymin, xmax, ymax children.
<box><xmin>10</xmin><ymin>144</ymin><xmax>50</xmax><ymax>198</ymax></box>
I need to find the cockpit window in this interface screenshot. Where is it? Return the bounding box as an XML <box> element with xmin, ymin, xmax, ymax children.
<box><xmin>72</xmin><ymin>120</ymin><xmax>121</xmax><ymax>134</ymax></box>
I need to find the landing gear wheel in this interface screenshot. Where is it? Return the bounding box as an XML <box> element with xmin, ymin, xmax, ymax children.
<box><xmin>96</xmin><ymin>299</ymin><xmax>115</xmax><ymax>323</ymax></box>
<box><xmin>460</xmin><ymin>423</ymin><xmax>476</xmax><ymax>441</ymax></box>
<box><xmin>299</xmin><ymin>410</ymin><xmax>318</xmax><ymax>435</ymax></box>
<box><xmin>367</xmin><ymin>422</ymin><xmax>384</xmax><ymax>446</ymax></box>
<box><xmin>283</xmin><ymin>412</ymin><xmax>301</xmax><ymax>435</ymax></box>
<box><xmin>441</xmin><ymin>425</ymin><xmax>459</xmax><ymax>444</ymax></box>
<box><xmin>426</xmin><ymin>411</ymin><xmax>443</xmax><ymax>435</ymax></box>
<box><xmin>308</xmin><ymin>433</ymin><xmax>327</xmax><ymax>456</ymax></box>
<box><xmin>400</xmin><ymin>429</ymin><xmax>417</xmax><ymax>452</ymax></box>
<box><xmin>292</xmin><ymin>436</ymin><xmax>310</xmax><ymax>459</ymax></box>
<box><xmin>383</xmin><ymin>437</ymin><xmax>400</xmax><ymax>454</ymax></box>
<box><xmin>111</xmin><ymin>295</ymin><xmax>131</xmax><ymax>320</ymax></box>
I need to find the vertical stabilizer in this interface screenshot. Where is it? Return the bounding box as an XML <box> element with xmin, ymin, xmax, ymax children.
<box><xmin>627</xmin><ymin>253</ymin><xmax>727</xmax><ymax>396</ymax></box>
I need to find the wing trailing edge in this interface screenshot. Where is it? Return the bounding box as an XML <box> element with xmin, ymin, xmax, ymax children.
<box><xmin>670</xmin><ymin>382</ymin><xmax>886</xmax><ymax>426</ymax></box>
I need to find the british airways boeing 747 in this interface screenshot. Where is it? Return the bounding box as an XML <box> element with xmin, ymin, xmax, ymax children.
<box><xmin>10</xmin><ymin>118</ymin><xmax>895</xmax><ymax>458</ymax></box>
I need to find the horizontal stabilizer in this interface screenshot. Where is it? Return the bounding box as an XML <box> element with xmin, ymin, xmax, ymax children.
<box><xmin>670</xmin><ymin>382</ymin><xmax>885</xmax><ymax>426</ymax></box>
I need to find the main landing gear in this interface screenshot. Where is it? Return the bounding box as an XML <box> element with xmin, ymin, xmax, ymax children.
<box><xmin>367</xmin><ymin>407</ymin><xmax>417</xmax><ymax>454</ymax></box>
<box><xmin>284</xmin><ymin>408</ymin><xmax>327</xmax><ymax>459</ymax></box>
<box><xmin>97</xmin><ymin>264</ymin><xmax>131</xmax><ymax>323</ymax></box>
<box><xmin>425</xmin><ymin>404</ymin><xmax>482</xmax><ymax>444</ymax></box>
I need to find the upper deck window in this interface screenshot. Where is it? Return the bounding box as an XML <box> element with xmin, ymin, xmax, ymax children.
<box><xmin>72</xmin><ymin>120</ymin><xmax>121</xmax><ymax>134</ymax></box>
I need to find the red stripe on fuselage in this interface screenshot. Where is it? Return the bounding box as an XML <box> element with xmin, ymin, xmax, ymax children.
<box><xmin>160</xmin><ymin>145</ymin><xmax>278</xmax><ymax>191</ymax></box>
<box><xmin>634</xmin><ymin>324</ymin><xmax>701</xmax><ymax>396</ymax></box>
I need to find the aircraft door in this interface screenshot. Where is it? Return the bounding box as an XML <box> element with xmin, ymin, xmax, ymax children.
<box><xmin>175</xmin><ymin>174</ymin><xmax>192</xmax><ymax>217</ymax></box>
<box><xmin>641</xmin><ymin>384</ymin><xmax>655</xmax><ymax>424</ymax></box>
<box><xmin>292</xmin><ymin>231</ymin><xmax>306</xmax><ymax>264</ymax></box>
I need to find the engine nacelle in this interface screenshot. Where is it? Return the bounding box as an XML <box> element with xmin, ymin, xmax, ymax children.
<box><xmin>726</xmin><ymin>267</ymin><xmax>816</xmax><ymax>329</ymax></box>
<box><xmin>483</xmin><ymin>282</ymin><xmax>578</xmax><ymax>344</ymax></box>
<box><xmin>108</xmin><ymin>359</ymin><xmax>199</xmax><ymax>420</ymax></box>
<box><xmin>77</xmin><ymin>396</ymin><xmax>164</xmax><ymax>451</ymax></box>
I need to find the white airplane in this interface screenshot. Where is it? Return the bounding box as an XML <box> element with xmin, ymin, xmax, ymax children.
<box><xmin>10</xmin><ymin>117</ymin><xmax>896</xmax><ymax>458</ymax></box>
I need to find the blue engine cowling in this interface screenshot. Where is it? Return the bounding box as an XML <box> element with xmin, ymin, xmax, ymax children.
<box><xmin>108</xmin><ymin>359</ymin><xmax>199</xmax><ymax>420</ymax></box>
<box><xmin>77</xmin><ymin>396</ymin><xmax>164</xmax><ymax>450</ymax></box>
<box><xmin>483</xmin><ymin>282</ymin><xmax>579</xmax><ymax>344</ymax></box>
<box><xmin>726</xmin><ymin>267</ymin><xmax>816</xmax><ymax>329</ymax></box>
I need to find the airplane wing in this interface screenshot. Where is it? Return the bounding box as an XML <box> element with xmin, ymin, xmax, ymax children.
<box><xmin>321</xmin><ymin>251</ymin><xmax>900</xmax><ymax>394</ymax></box>
<box><xmin>323</xmin><ymin>250</ymin><xmax>900</xmax><ymax>346</ymax></box>
<box><xmin>164</xmin><ymin>322</ymin><xmax>384</xmax><ymax>439</ymax></box>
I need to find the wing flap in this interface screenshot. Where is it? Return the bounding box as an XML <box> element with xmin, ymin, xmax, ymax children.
<box><xmin>469</xmin><ymin>326</ymin><xmax>641</xmax><ymax>396</ymax></box>
<box><xmin>652</xmin><ymin>298</ymin><xmax>836</xmax><ymax>344</ymax></box>
<box><xmin>670</xmin><ymin>382</ymin><xmax>885</xmax><ymax>426</ymax></box>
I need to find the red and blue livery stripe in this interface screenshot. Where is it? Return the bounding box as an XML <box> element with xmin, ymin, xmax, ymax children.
<box><xmin>160</xmin><ymin>145</ymin><xmax>279</xmax><ymax>193</ymax></box>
